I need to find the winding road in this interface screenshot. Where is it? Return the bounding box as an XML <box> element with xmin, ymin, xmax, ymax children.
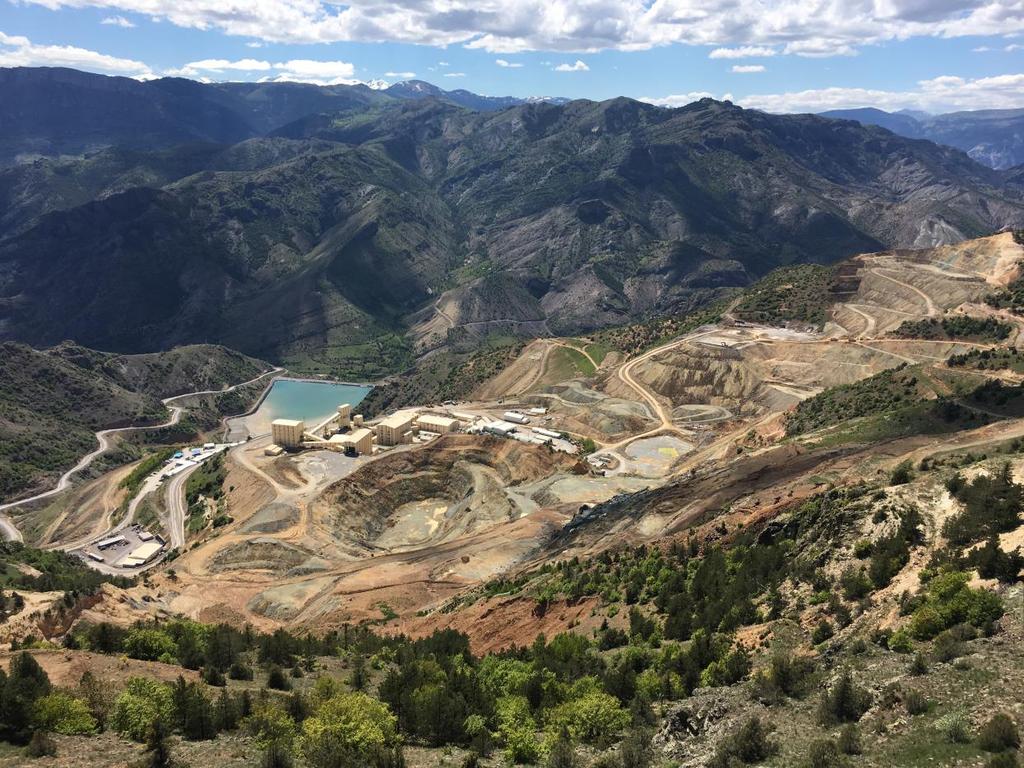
<box><xmin>0</xmin><ymin>367</ymin><xmax>282</xmax><ymax>543</ymax></box>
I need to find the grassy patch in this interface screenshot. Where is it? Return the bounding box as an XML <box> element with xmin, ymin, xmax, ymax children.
<box><xmin>584</xmin><ymin>342</ymin><xmax>612</xmax><ymax>365</ymax></box>
<box><xmin>552</xmin><ymin>346</ymin><xmax>596</xmax><ymax>378</ymax></box>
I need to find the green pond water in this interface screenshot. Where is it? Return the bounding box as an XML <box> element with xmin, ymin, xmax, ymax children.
<box><xmin>259</xmin><ymin>379</ymin><xmax>372</xmax><ymax>425</ymax></box>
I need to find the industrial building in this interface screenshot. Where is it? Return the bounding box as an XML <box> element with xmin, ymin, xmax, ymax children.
<box><xmin>414</xmin><ymin>414</ymin><xmax>460</xmax><ymax>434</ymax></box>
<box><xmin>503</xmin><ymin>411</ymin><xmax>531</xmax><ymax>425</ymax></box>
<box><xmin>483</xmin><ymin>421</ymin><xmax>518</xmax><ymax>437</ymax></box>
<box><xmin>376</xmin><ymin>412</ymin><xmax>415</xmax><ymax>446</ymax></box>
<box><xmin>121</xmin><ymin>540</ymin><xmax>163</xmax><ymax>567</ymax></box>
<box><xmin>336</xmin><ymin>404</ymin><xmax>352</xmax><ymax>429</ymax></box>
<box><xmin>271</xmin><ymin>419</ymin><xmax>306</xmax><ymax>447</ymax></box>
<box><xmin>329</xmin><ymin>427</ymin><xmax>374</xmax><ymax>455</ymax></box>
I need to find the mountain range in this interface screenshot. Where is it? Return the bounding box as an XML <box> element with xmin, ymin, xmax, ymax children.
<box><xmin>1</xmin><ymin>67</ymin><xmax>1023</xmax><ymax>378</ymax></box>
<box><xmin>820</xmin><ymin>106</ymin><xmax>1024</xmax><ymax>170</ymax></box>
<box><xmin>0</xmin><ymin>67</ymin><xmax>562</xmax><ymax>165</ymax></box>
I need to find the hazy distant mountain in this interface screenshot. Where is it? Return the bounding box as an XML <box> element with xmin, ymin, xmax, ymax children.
<box><xmin>0</xmin><ymin>68</ymin><xmax>566</xmax><ymax>165</ymax></box>
<box><xmin>2</xmin><ymin>84</ymin><xmax>1022</xmax><ymax>377</ymax></box>
<box><xmin>382</xmin><ymin>79</ymin><xmax>556</xmax><ymax>111</ymax></box>
<box><xmin>818</xmin><ymin>108</ymin><xmax>925</xmax><ymax>138</ymax></box>
<box><xmin>820</xmin><ymin>106</ymin><xmax>1024</xmax><ymax>169</ymax></box>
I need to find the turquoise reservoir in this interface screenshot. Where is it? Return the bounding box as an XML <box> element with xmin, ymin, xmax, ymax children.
<box><xmin>259</xmin><ymin>379</ymin><xmax>372</xmax><ymax>425</ymax></box>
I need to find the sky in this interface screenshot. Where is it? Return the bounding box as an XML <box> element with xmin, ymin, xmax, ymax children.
<box><xmin>1</xmin><ymin>0</ymin><xmax>1023</xmax><ymax>113</ymax></box>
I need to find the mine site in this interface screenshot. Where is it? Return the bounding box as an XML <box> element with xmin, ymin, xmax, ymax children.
<box><xmin>2</xmin><ymin>232</ymin><xmax>1019</xmax><ymax>649</ymax></box>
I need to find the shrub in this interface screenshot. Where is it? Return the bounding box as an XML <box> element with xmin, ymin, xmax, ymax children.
<box><xmin>933</xmin><ymin>630</ymin><xmax>965</xmax><ymax>662</ymax></box>
<box><xmin>888</xmin><ymin>629</ymin><xmax>913</xmax><ymax>654</ymax></box>
<box><xmin>25</xmin><ymin>730</ymin><xmax>57</xmax><ymax>758</ymax></box>
<box><xmin>752</xmin><ymin>653</ymin><xmax>816</xmax><ymax>702</ymax></box>
<box><xmin>987</xmin><ymin>753</ymin><xmax>1019</xmax><ymax>768</ymax></box>
<box><xmin>619</xmin><ymin>728</ymin><xmax>654</xmax><ymax>768</ymax></box>
<box><xmin>545</xmin><ymin>728</ymin><xmax>578</xmax><ymax>768</ymax></box>
<box><xmin>266</xmin><ymin>666</ymin><xmax>292</xmax><ymax>691</ymax></box>
<box><xmin>853</xmin><ymin>540</ymin><xmax>873</xmax><ymax>559</ymax></box>
<box><xmin>909</xmin><ymin>652</ymin><xmax>928</xmax><ymax>675</ymax></box>
<box><xmin>818</xmin><ymin>670</ymin><xmax>872</xmax><ymax>725</ymax></box>
<box><xmin>838</xmin><ymin>724</ymin><xmax>862</xmax><ymax>755</ymax></box>
<box><xmin>808</xmin><ymin>739</ymin><xmax>842</xmax><ymax>768</ymax></box>
<box><xmin>909</xmin><ymin>571</ymin><xmax>1003</xmax><ymax>640</ymax></box>
<box><xmin>244</xmin><ymin>702</ymin><xmax>297</xmax><ymax>749</ymax></box>
<box><xmin>890</xmin><ymin>461</ymin><xmax>913</xmax><ymax>485</ymax></box>
<box><xmin>978</xmin><ymin>714</ymin><xmax>1021</xmax><ymax>753</ymax></box>
<box><xmin>709</xmin><ymin>716</ymin><xmax>776</xmax><ymax>767</ymax></box>
<box><xmin>229</xmin><ymin>663</ymin><xmax>254</xmax><ymax>680</ymax></box>
<box><xmin>812</xmin><ymin>620</ymin><xmax>834</xmax><ymax>645</ymax></box>
<box><xmin>261</xmin><ymin>741</ymin><xmax>295</xmax><ymax>768</ymax></box>
<box><xmin>840</xmin><ymin>567</ymin><xmax>872</xmax><ymax>600</ymax></box>
<box><xmin>936</xmin><ymin>711</ymin><xmax>971</xmax><ymax>744</ymax></box>
<box><xmin>904</xmin><ymin>689</ymin><xmax>930</xmax><ymax>716</ymax></box>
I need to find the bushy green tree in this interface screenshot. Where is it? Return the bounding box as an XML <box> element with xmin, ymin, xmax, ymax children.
<box><xmin>300</xmin><ymin>693</ymin><xmax>398</xmax><ymax>768</ymax></box>
<box><xmin>496</xmin><ymin>696</ymin><xmax>539</xmax><ymax>764</ymax></box>
<box><xmin>545</xmin><ymin>690</ymin><xmax>630</xmax><ymax>745</ymax></box>
<box><xmin>110</xmin><ymin>677</ymin><xmax>175</xmax><ymax>742</ymax></box>
<box><xmin>123</xmin><ymin>628</ymin><xmax>178</xmax><ymax>662</ymax></box>
<box><xmin>31</xmin><ymin>692</ymin><xmax>97</xmax><ymax>735</ymax></box>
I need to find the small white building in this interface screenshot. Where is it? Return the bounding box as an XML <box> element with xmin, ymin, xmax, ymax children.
<box><xmin>503</xmin><ymin>411</ymin><xmax>531</xmax><ymax>425</ymax></box>
<box><xmin>484</xmin><ymin>421</ymin><xmax>518</xmax><ymax>438</ymax></box>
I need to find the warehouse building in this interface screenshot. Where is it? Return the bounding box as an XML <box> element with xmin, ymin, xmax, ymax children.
<box><xmin>415</xmin><ymin>414</ymin><xmax>460</xmax><ymax>434</ymax></box>
<box><xmin>329</xmin><ymin>427</ymin><xmax>374</xmax><ymax>455</ymax></box>
<box><xmin>122</xmin><ymin>540</ymin><xmax>163</xmax><ymax>567</ymax></box>
<box><xmin>376</xmin><ymin>413</ymin><xmax>415</xmax><ymax>446</ymax></box>
<box><xmin>271</xmin><ymin>418</ymin><xmax>306</xmax><ymax>447</ymax></box>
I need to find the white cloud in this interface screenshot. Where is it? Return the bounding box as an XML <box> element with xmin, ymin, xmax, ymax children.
<box><xmin>640</xmin><ymin>90</ymin><xmax>729</xmax><ymax>107</ymax></box>
<box><xmin>0</xmin><ymin>29</ymin><xmax>152</xmax><ymax>77</ymax></box>
<box><xmin>269</xmin><ymin>59</ymin><xmax>358</xmax><ymax>85</ymax></box>
<box><xmin>22</xmin><ymin>0</ymin><xmax>1024</xmax><ymax>55</ymax></box>
<box><xmin>245</xmin><ymin>41</ymin><xmax>264</xmax><ymax>48</ymax></box>
<box><xmin>709</xmin><ymin>46</ymin><xmax>775</xmax><ymax>59</ymax></box>
<box><xmin>555</xmin><ymin>59</ymin><xmax>588</xmax><ymax>72</ymax></box>
<box><xmin>167</xmin><ymin>57</ymin><xmax>359</xmax><ymax>85</ymax></box>
<box><xmin>495</xmin><ymin>58</ymin><xmax>523</xmax><ymax>67</ymax></box>
<box><xmin>100</xmin><ymin>15</ymin><xmax>134</xmax><ymax>27</ymax></box>
<box><xmin>443</xmin><ymin>71</ymin><xmax>466</xmax><ymax>77</ymax></box>
<box><xmin>1006</xmin><ymin>43</ymin><xmax>1023</xmax><ymax>51</ymax></box>
<box><xmin>736</xmin><ymin>73</ymin><xmax>1024</xmax><ymax>113</ymax></box>
<box><xmin>732</xmin><ymin>64</ymin><xmax>765</xmax><ymax>73</ymax></box>
<box><xmin>167</xmin><ymin>58</ymin><xmax>272</xmax><ymax>77</ymax></box>
<box><xmin>385</xmin><ymin>70</ymin><xmax>416</xmax><ymax>77</ymax></box>
<box><xmin>438</xmin><ymin>61</ymin><xmax>450</xmax><ymax>66</ymax></box>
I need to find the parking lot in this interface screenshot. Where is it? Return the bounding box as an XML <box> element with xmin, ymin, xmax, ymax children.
<box><xmin>80</xmin><ymin>523</ymin><xmax>165</xmax><ymax>570</ymax></box>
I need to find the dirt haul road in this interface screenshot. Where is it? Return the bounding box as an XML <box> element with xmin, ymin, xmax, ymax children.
<box><xmin>0</xmin><ymin>367</ymin><xmax>281</xmax><ymax>544</ymax></box>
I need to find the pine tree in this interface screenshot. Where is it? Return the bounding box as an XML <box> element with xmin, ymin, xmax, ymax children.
<box><xmin>144</xmin><ymin>718</ymin><xmax>174</xmax><ymax>768</ymax></box>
